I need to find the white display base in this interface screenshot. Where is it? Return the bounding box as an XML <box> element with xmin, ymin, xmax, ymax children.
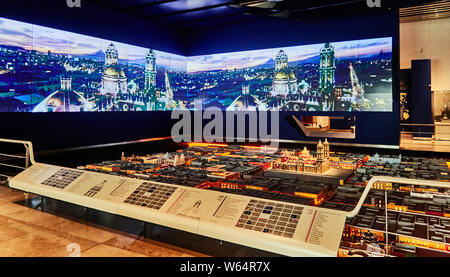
<box><xmin>9</xmin><ymin>163</ymin><xmax>347</xmax><ymax>257</ymax></box>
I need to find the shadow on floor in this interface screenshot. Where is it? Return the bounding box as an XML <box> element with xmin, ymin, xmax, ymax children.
<box><xmin>15</xmin><ymin>196</ymin><xmax>283</xmax><ymax>257</ymax></box>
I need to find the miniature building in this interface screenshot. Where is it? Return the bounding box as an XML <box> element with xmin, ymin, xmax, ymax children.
<box><xmin>274</xmin><ymin>139</ymin><xmax>330</xmax><ymax>174</ymax></box>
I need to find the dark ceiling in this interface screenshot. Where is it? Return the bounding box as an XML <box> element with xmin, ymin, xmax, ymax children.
<box><xmin>1</xmin><ymin>0</ymin><xmax>445</xmax><ymax>55</ymax></box>
<box><xmin>90</xmin><ymin>0</ymin><xmax>442</xmax><ymax>30</ymax></box>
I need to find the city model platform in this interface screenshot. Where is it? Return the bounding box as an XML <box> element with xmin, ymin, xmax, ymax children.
<box><xmin>9</xmin><ymin>162</ymin><xmax>347</xmax><ymax>257</ymax></box>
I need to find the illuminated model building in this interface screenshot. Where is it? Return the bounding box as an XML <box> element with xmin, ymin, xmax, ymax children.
<box><xmin>158</xmin><ymin>152</ymin><xmax>186</xmax><ymax>166</ymax></box>
<box><xmin>273</xmin><ymin>139</ymin><xmax>330</xmax><ymax>173</ymax></box>
<box><xmin>78</xmin><ymin>142</ymin><xmax>450</xmax><ymax>257</ymax></box>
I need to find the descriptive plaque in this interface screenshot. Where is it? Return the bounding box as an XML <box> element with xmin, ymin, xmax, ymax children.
<box><xmin>213</xmin><ymin>197</ymin><xmax>246</xmax><ymax>220</ymax></box>
<box><xmin>109</xmin><ymin>179</ymin><xmax>134</xmax><ymax>198</ymax></box>
<box><xmin>296</xmin><ymin>207</ymin><xmax>347</xmax><ymax>255</ymax></box>
<box><xmin>167</xmin><ymin>189</ymin><xmax>225</xmax><ymax>220</ymax></box>
<box><xmin>305</xmin><ymin>211</ymin><xmax>328</xmax><ymax>245</ymax></box>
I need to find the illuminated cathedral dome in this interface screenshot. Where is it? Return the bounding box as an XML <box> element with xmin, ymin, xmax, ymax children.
<box><xmin>227</xmin><ymin>94</ymin><xmax>260</xmax><ymax>111</ymax></box>
<box><xmin>298</xmin><ymin>80</ymin><xmax>310</xmax><ymax>94</ymax></box>
<box><xmin>274</xmin><ymin>68</ymin><xmax>296</xmax><ymax>81</ymax></box>
<box><xmin>272</xmin><ymin>68</ymin><xmax>298</xmax><ymax>96</ymax></box>
<box><xmin>227</xmin><ymin>84</ymin><xmax>263</xmax><ymax>111</ymax></box>
<box><xmin>32</xmin><ymin>75</ymin><xmax>94</xmax><ymax>112</ymax></box>
<box><xmin>317</xmin><ymin>140</ymin><xmax>324</xmax><ymax>149</ymax></box>
<box><xmin>271</xmin><ymin>49</ymin><xmax>298</xmax><ymax>96</ymax></box>
<box><xmin>299</xmin><ymin>146</ymin><xmax>312</xmax><ymax>159</ymax></box>
<box><xmin>99</xmin><ymin>43</ymin><xmax>127</xmax><ymax>96</ymax></box>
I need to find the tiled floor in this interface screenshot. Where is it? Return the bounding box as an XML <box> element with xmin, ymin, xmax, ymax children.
<box><xmin>400</xmin><ymin>133</ymin><xmax>450</xmax><ymax>152</ymax></box>
<box><xmin>0</xmin><ymin>186</ymin><xmax>207</xmax><ymax>257</ymax></box>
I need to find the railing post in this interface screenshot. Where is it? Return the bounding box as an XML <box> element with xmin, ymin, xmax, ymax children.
<box><xmin>0</xmin><ymin>138</ymin><xmax>35</xmax><ymax>180</ymax></box>
<box><xmin>24</xmin><ymin>144</ymin><xmax>30</xmax><ymax>168</ymax></box>
<box><xmin>384</xmin><ymin>189</ymin><xmax>389</xmax><ymax>257</ymax></box>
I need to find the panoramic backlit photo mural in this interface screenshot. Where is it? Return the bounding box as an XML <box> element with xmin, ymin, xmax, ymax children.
<box><xmin>0</xmin><ymin>17</ymin><xmax>392</xmax><ymax>112</ymax></box>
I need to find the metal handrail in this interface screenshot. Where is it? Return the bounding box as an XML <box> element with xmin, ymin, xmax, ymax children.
<box><xmin>400</xmin><ymin>123</ymin><xmax>437</xmax><ymax>126</ymax></box>
<box><xmin>345</xmin><ymin>176</ymin><xmax>450</xmax><ymax>257</ymax></box>
<box><xmin>400</xmin><ymin>131</ymin><xmax>435</xmax><ymax>135</ymax></box>
<box><xmin>401</xmin><ymin>123</ymin><xmax>450</xmax><ymax>126</ymax></box>
<box><xmin>346</xmin><ymin>176</ymin><xmax>450</xmax><ymax>218</ymax></box>
<box><xmin>0</xmin><ymin>138</ymin><xmax>35</xmax><ymax>177</ymax></box>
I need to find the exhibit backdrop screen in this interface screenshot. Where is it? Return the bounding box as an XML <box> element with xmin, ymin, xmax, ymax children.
<box><xmin>0</xmin><ymin>17</ymin><xmax>392</xmax><ymax>112</ymax></box>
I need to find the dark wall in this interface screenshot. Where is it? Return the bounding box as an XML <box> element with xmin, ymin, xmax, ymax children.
<box><xmin>186</xmin><ymin>11</ymin><xmax>400</xmax><ymax>147</ymax></box>
<box><xmin>1</xmin><ymin>112</ymin><xmax>176</xmax><ymax>152</ymax></box>
<box><xmin>410</xmin><ymin>60</ymin><xmax>432</xmax><ymax>124</ymax></box>
<box><xmin>410</xmin><ymin>59</ymin><xmax>432</xmax><ymax>138</ymax></box>
<box><xmin>0</xmin><ymin>2</ymin><xmax>400</xmax><ymax>150</ymax></box>
<box><xmin>0</xmin><ymin>0</ymin><xmax>184</xmax><ymax>55</ymax></box>
<box><xmin>185</xmin><ymin>12</ymin><xmax>398</xmax><ymax>56</ymax></box>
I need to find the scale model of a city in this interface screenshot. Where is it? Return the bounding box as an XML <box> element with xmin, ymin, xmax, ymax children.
<box><xmin>78</xmin><ymin>141</ymin><xmax>450</xmax><ymax>257</ymax></box>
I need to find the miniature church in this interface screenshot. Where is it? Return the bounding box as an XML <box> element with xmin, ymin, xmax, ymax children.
<box><xmin>276</xmin><ymin>139</ymin><xmax>331</xmax><ymax>174</ymax></box>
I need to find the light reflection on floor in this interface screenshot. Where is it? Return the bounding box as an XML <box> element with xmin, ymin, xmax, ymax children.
<box><xmin>0</xmin><ymin>185</ymin><xmax>204</xmax><ymax>257</ymax></box>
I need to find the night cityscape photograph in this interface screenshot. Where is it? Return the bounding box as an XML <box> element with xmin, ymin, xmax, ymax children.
<box><xmin>0</xmin><ymin>0</ymin><xmax>449</xmax><ymax>262</ymax></box>
<box><xmin>0</xmin><ymin>17</ymin><xmax>392</xmax><ymax>113</ymax></box>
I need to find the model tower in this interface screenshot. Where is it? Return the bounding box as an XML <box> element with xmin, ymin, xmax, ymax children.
<box><xmin>317</xmin><ymin>140</ymin><xmax>324</xmax><ymax>160</ymax></box>
<box><xmin>316</xmin><ymin>140</ymin><xmax>324</xmax><ymax>172</ymax></box>
<box><xmin>324</xmin><ymin>138</ymin><xmax>330</xmax><ymax>159</ymax></box>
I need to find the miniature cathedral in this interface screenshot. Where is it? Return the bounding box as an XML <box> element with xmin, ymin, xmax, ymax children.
<box><xmin>275</xmin><ymin>139</ymin><xmax>331</xmax><ymax>174</ymax></box>
<box><xmin>315</xmin><ymin>139</ymin><xmax>330</xmax><ymax>173</ymax></box>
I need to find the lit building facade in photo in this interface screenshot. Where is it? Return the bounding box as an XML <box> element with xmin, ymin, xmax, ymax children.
<box><xmin>271</xmin><ymin>50</ymin><xmax>298</xmax><ymax>96</ymax></box>
<box><xmin>99</xmin><ymin>43</ymin><xmax>128</xmax><ymax>97</ymax></box>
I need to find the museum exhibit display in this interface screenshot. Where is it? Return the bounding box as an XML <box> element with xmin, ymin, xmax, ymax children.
<box><xmin>0</xmin><ymin>16</ymin><xmax>392</xmax><ymax>113</ymax></box>
<box><xmin>0</xmin><ymin>0</ymin><xmax>449</xmax><ymax>260</ymax></box>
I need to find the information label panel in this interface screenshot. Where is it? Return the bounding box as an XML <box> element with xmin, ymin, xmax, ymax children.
<box><xmin>10</xmin><ymin>163</ymin><xmax>347</xmax><ymax>257</ymax></box>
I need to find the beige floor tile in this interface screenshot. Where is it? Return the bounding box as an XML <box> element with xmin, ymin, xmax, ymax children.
<box><xmin>0</xmin><ymin>186</ymin><xmax>204</xmax><ymax>257</ymax></box>
<box><xmin>48</xmin><ymin>220</ymin><xmax>119</xmax><ymax>243</ymax></box>
<box><xmin>0</xmin><ymin>233</ymin><xmax>95</xmax><ymax>257</ymax></box>
<box><xmin>103</xmin><ymin>234</ymin><xmax>204</xmax><ymax>257</ymax></box>
<box><xmin>0</xmin><ymin>218</ymin><xmax>99</xmax><ymax>257</ymax></box>
<box><xmin>5</xmin><ymin>207</ymin><xmax>73</xmax><ymax>228</ymax></box>
<box><xmin>0</xmin><ymin>202</ymin><xmax>29</xmax><ymax>216</ymax></box>
<box><xmin>0</xmin><ymin>215</ymin><xmax>29</xmax><ymax>244</ymax></box>
<box><xmin>80</xmin><ymin>244</ymin><xmax>148</xmax><ymax>257</ymax></box>
<box><xmin>0</xmin><ymin>187</ymin><xmax>25</xmax><ymax>203</ymax></box>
